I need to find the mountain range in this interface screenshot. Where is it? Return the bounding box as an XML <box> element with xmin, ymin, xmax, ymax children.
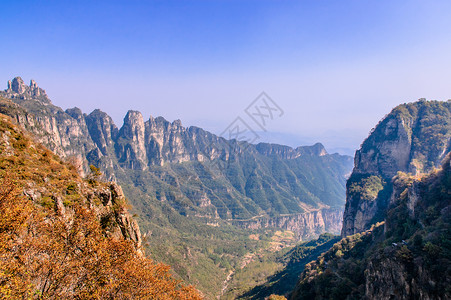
<box><xmin>3</xmin><ymin>77</ymin><xmax>448</xmax><ymax>299</ymax></box>
<box><xmin>0</xmin><ymin>77</ymin><xmax>353</xmax><ymax>298</ymax></box>
<box><xmin>0</xmin><ymin>111</ymin><xmax>201</xmax><ymax>299</ymax></box>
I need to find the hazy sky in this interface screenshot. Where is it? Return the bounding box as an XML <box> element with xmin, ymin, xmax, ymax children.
<box><xmin>2</xmin><ymin>1</ymin><xmax>451</xmax><ymax>155</ymax></box>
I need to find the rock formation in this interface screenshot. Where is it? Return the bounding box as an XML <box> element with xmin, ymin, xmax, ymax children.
<box><xmin>342</xmin><ymin>100</ymin><xmax>451</xmax><ymax>236</ymax></box>
<box><xmin>0</xmin><ymin>77</ymin><xmax>355</xmax><ymax>297</ymax></box>
<box><xmin>291</xmin><ymin>154</ymin><xmax>451</xmax><ymax>299</ymax></box>
<box><xmin>0</xmin><ymin>77</ymin><xmax>353</xmax><ymax>230</ymax></box>
<box><xmin>290</xmin><ymin>100</ymin><xmax>451</xmax><ymax>300</ymax></box>
<box><xmin>3</xmin><ymin>77</ymin><xmax>50</xmax><ymax>103</ymax></box>
<box><xmin>232</xmin><ymin>208</ymin><xmax>343</xmax><ymax>239</ymax></box>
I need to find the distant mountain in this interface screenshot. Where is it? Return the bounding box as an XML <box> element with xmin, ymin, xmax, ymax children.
<box><xmin>0</xmin><ymin>77</ymin><xmax>352</xmax><ymax>233</ymax></box>
<box><xmin>0</xmin><ymin>77</ymin><xmax>353</xmax><ymax>297</ymax></box>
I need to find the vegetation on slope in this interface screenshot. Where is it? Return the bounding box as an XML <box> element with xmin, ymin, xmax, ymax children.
<box><xmin>0</xmin><ymin>80</ymin><xmax>353</xmax><ymax>298</ymax></box>
<box><xmin>222</xmin><ymin>233</ymin><xmax>340</xmax><ymax>300</ymax></box>
<box><xmin>0</xmin><ymin>114</ymin><xmax>201</xmax><ymax>299</ymax></box>
<box><xmin>343</xmin><ymin>100</ymin><xmax>451</xmax><ymax>236</ymax></box>
<box><xmin>291</xmin><ymin>154</ymin><xmax>451</xmax><ymax>299</ymax></box>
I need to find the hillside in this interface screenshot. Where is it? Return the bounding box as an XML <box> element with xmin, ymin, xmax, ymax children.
<box><xmin>342</xmin><ymin>100</ymin><xmax>451</xmax><ymax>236</ymax></box>
<box><xmin>0</xmin><ymin>77</ymin><xmax>353</xmax><ymax>297</ymax></box>
<box><xmin>289</xmin><ymin>99</ymin><xmax>451</xmax><ymax>299</ymax></box>
<box><xmin>291</xmin><ymin>155</ymin><xmax>451</xmax><ymax>299</ymax></box>
<box><xmin>221</xmin><ymin>233</ymin><xmax>340</xmax><ymax>299</ymax></box>
<box><xmin>0</xmin><ymin>113</ymin><xmax>201</xmax><ymax>299</ymax></box>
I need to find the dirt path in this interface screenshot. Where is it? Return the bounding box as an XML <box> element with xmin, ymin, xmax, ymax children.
<box><xmin>218</xmin><ymin>270</ymin><xmax>234</xmax><ymax>298</ymax></box>
<box><xmin>218</xmin><ymin>252</ymin><xmax>259</xmax><ymax>299</ymax></box>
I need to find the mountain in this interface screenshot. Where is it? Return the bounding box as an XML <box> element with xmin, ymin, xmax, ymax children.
<box><xmin>342</xmin><ymin>100</ymin><xmax>451</xmax><ymax>236</ymax></box>
<box><xmin>0</xmin><ymin>113</ymin><xmax>200</xmax><ymax>299</ymax></box>
<box><xmin>0</xmin><ymin>77</ymin><xmax>353</xmax><ymax>297</ymax></box>
<box><xmin>0</xmin><ymin>78</ymin><xmax>352</xmax><ymax>225</ymax></box>
<box><xmin>289</xmin><ymin>99</ymin><xmax>451</xmax><ymax>299</ymax></box>
<box><xmin>291</xmin><ymin>154</ymin><xmax>451</xmax><ymax>299</ymax></box>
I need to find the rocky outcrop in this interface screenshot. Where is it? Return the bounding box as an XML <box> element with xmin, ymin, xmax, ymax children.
<box><xmin>116</xmin><ymin>111</ymin><xmax>148</xmax><ymax>169</ymax></box>
<box><xmin>232</xmin><ymin>208</ymin><xmax>343</xmax><ymax>240</ymax></box>
<box><xmin>364</xmin><ymin>248</ymin><xmax>444</xmax><ymax>300</ymax></box>
<box><xmin>0</xmin><ymin>77</ymin><xmax>353</xmax><ymax>233</ymax></box>
<box><xmin>342</xmin><ymin>100</ymin><xmax>451</xmax><ymax>236</ymax></box>
<box><xmin>91</xmin><ymin>182</ymin><xmax>143</xmax><ymax>251</ymax></box>
<box><xmin>291</xmin><ymin>132</ymin><xmax>451</xmax><ymax>300</ymax></box>
<box><xmin>2</xmin><ymin>77</ymin><xmax>50</xmax><ymax>103</ymax></box>
<box><xmin>85</xmin><ymin>109</ymin><xmax>118</xmax><ymax>156</ymax></box>
<box><xmin>0</xmin><ymin>113</ymin><xmax>143</xmax><ymax>251</ymax></box>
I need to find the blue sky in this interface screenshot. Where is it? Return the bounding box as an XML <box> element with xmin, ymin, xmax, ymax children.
<box><xmin>2</xmin><ymin>0</ymin><xmax>451</xmax><ymax>155</ymax></box>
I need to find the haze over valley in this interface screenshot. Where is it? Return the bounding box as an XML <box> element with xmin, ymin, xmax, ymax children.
<box><xmin>1</xmin><ymin>1</ymin><xmax>450</xmax><ymax>299</ymax></box>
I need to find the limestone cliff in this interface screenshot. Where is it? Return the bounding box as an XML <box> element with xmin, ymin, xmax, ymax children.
<box><xmin>0</xmin><ymin>113</ymin><xmax>142</xmax><ymax>251</ymax></box>
<box><xmin>342</xmin><ymin>100</ymin><xmax>451</xmax><ymax>236</ymax></box>
<box><xmin>232</xmin><ymin>208</ymin><xmax>343</xmax><ymax>240</ymax></box>
<box><xmin>0</xmin><ymin>113</ymin><xmax>205</xmax><ymax>299</ymax></box>
<box><xmin>290</xmin><ymin>104</ymin><xmax>451</xmax><ymax>300</ymax></box>
<box><xmin>0</xmin><ymin>77</ymin><xmax>352</xmax><ymax>226</ymax></box>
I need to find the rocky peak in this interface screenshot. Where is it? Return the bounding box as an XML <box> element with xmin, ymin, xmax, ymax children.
<box><xmin>172</xmin><ymin>119</ymin><xmax>182</xmax><ymax>127</ymax></box>
<box><xmin>115</xmin><ymin>110</ymin><xmax>148</xmax><ymax>169</ymax></box>
<box><xmin>10</xmin><ymin>77</ymin><xmax>27</xmax><ymax>94</ymax></box>
<box><xmin>2</xmin><ymin>77</ymin><xmax>50</xmax><ymax>103</ymax></box>
<box><xmin>85</xmin><ymin>109</ymin><xmax>118</xmax><ymax>157</ymax></box>
<box><xmin>121</xmin><ymin>111</ymin><xmax>145</xmax><ymax>142</ymax></box>
<box><xmin>300</xmin><ymin>142</ymin><xmax>328</xmax><ymax>156</ymax></box>
<box><xmin>65</xmin><ymin>107</ymin><xmax>84</xmax><ymax>120</ymax></box>
<box><xmin>342</xmin><ymin>100</ymin><xmax>451</xmax><ymax>237</ymax></box>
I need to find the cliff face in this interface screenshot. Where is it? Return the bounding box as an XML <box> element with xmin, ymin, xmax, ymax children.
<box><xmin>364</xmin><ymin>248</ymin><xmax>445</xmax><ymax>300</ymax></box>
<box><xmin>232</xmin><ymin>208</ymin><xmax>343</xmax><ymax>240</ymax></box>
<box><xmin>0</xmin><ymin>113</ymin><xmax>204</xmax><ymax>299</ymax></box>
<box><xmin>0</xmin><ymin>77</ymin><xmax>353</xmax><ymax>226</ymax></box>
<box><xmin>290</xmin><ymin>104</ymin><xmax>451</xmax><ymax>300</ymax></box>
<box><xmin>292</xmin><ymin>159</ymin><xmax>451</xmax><ymax>299</ymax></box>
<box><xmin>342</xmin><ymin>100</ymin><xmax>451</xmax><ymax>236</ymax></box>
<box><xmin>0</xmin><ymin>113</ymin><xmax>142</xmax><ymax>250</ymax></box>
<box><xmin>365</xmin><ymin>159</ymin><xmax>451</xmax><ymax>299</ymax></box>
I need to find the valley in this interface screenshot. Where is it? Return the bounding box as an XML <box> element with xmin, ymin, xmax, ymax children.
<box><xmin>0</xmin><ymin>78</ymin><xmax>352</xmax><ymax>298</ymax></box>
<box><xmin>2</xmin><ymin>2</ymin><xmax>451</xmax><ymax>299</ymax></box>
<box><xmin>0</xmin><ymin>78</ymin><xmax>449</xmax><ymax>299</ymax></box>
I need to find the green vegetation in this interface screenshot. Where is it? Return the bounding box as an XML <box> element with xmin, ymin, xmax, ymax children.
<box><xmin>0</xmin><ymin>93</ymin><xmax>354</xmax><ymax>298</ymax></box>
<box><xmin>291</xmin><ymin>155</ymin><xmax>451</xmax><ymax>299</ymax></box>
<box><xmin>221</xmin><ymin>233</ymin><xmax>340</xmax><ymax>299</ymax></box>
<box><xmin>348</xmin><ymin>175</ymin><xmax>384</xmax><ymax>201</ymax></box>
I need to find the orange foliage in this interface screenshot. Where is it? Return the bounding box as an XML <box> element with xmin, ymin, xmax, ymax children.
<box><xmin>0</xmin><ymin>174</ymin><xmax>202</xmax><ymax>299</ymax></box>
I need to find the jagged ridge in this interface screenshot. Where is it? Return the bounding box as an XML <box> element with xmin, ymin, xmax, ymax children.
<box><xmin>0</xmin><ymin>77</ymin><xmax>353</xmax><ymax>226</ymax></box>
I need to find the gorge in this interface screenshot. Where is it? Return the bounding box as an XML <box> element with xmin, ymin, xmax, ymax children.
<box><xmin>0</xmin><ymin>77</ymin><xmax>352</xmax><ymax>298</ymax></box>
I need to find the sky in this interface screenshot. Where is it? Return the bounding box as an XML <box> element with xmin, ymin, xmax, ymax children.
<box><xmin>2</xmin><ymin>0</ymin><xmax>451</xmax><ymax>155</ymax></box>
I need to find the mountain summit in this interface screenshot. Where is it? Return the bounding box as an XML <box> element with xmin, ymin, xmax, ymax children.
<box><xmin>290</xmin><ymin>99</ymin><xmax>451</xmax><ymax>300</ymax></box>
<box><xmin>342</xmin><ymin>100</ymin><xmax>451</xmax><ymax>236</ymax></box>
<box><xmin>2</xmin><ymin>77</ymin><xmax>50</xmax><ymax>103</ymax></box>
